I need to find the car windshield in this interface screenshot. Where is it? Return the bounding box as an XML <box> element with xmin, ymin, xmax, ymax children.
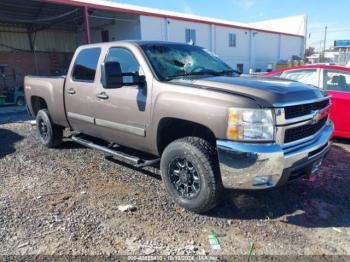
<box><xmin>140</xmin><ymin>43</ymin><xmax>236</xmax><ymax>81</ymax></box>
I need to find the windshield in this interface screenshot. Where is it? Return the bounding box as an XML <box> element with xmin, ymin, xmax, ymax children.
<box><xmin>140</xmin><ymin>43</ymin><xmax>235</xmax><ymax>81</ymax></box>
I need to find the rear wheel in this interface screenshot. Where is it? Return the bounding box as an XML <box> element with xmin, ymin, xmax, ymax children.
<box><xmin>160</xmin><ymin>137</ymin><xmax>222</xmax><ymax>214</ymax></box>
<box><xmin>36</xmin><ymin>109</ymin><xmax>63</xmax><ymax>148</ymax></box>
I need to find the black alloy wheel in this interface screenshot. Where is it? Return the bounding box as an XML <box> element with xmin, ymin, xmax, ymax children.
<box><xmin>168</xmin><ymin>158</ymin><xmax>201</xmax><ymax>199</ymax></box>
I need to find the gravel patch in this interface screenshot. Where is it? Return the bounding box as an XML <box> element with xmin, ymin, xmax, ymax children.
<box><xmin>0</xmin><ymin>118</ymin><xmax>350</xmax><ymax>256</ymax></box>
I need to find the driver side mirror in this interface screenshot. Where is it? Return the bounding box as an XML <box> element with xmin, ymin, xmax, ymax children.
<box><xmin>101</xmin><ymin>61</ymin><xmax>123</xmax><ymax>89</ymax></box>
<box><xmin>101</xmin><ymin>61</ymin><xmax>146</xmax><ymax>89</ymax></box>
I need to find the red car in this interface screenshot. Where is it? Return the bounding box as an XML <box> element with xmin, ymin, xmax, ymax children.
<box><xmin>266</xmin><ymin>65</ymin><xmax>350</xmax><ymax>138</ymax></box>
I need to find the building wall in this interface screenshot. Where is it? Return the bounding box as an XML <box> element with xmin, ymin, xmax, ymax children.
<box><xmin>88</xmin><ymin>15</ymin><xmax>142</xmax><ymax>43</ymax></box>
<box><xmin>139</xmin><ymin>15</ymin><xmax>304</xmax><ymax>73</ymax></box>
<box><xmin>166</xmin><ymin>19</ymin><xmax>211</xmax><ymax>50</ymax></box>
<box><xmin>140</xmin><ymin>16</ymin><xmax>167</xmax><ymax>40</ymax></box>
<box><xmin>0</xmin><ymin>14</ymin><xmax>305</xmax><ymax>83</ymax></box>
<box><xmin>280</xmin><ymin>35</ymin><xmax>304</xmax><ymax>59</ymax></box>
<box><xmin>253</xmin><ymin>32</ymin><xmax>280</xmax><ymax>71</ymax></box>
<box><xmin>214</xmin><ymin>26</ymin><xmax>251</xmax><ymax>73</ymax></box>
<box><xmin>0</xmin><ymin>52</ymin><xmax>73</xmax><ymax>87</ymax></box>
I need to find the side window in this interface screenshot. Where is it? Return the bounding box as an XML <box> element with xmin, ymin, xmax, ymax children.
<box><xmin>72</xmin><ymin>48</ymin><xmax>101</xmax><ymax>82</ymax></box>
<box><xmin>280</xmin><ymin>69</ymin><xmax>318</xmax><ymax>86</ymax></box>
<box><xmin>323</xmin><ymin>70</ymin><xmax>350</xmax><ymax>92</ymax></box>
<box><xmin>185</xmin><ymin>29</ymin><xmax>196</xmax><ymax>45</ymax></box>
<box><xmin>229</xmin><ymin>33</ymin><xmax>236</xmax><ymax>47</ymax></box>
<box><xmin>105</xmin><ymin>47</ymin><xmax>141</xmax><ymax>86</ymax></box>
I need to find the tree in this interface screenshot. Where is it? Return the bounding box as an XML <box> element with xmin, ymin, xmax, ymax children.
<box><xmin>305</xmin><ymin>47</ymin><xmax>315</xmax><ymax>57</ymax></box>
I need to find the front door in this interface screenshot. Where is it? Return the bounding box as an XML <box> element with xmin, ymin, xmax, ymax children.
<box><xmin>94</xmin><ymin>47</ymin><xmax>150</xmax><ymax>151</ymax></box>
<box><xmin>65</xmin><ymin>47</ymin><xmax>101</xmax><ymax>135</ymax></box>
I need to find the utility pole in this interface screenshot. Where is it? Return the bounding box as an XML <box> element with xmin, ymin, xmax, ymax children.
<box><xmin>322</xmin><ymin>26</ymin><xmax>328</xmax><ymax>62</ymax></box>
<box><xmin>323</xmin><ymin>26</ymin><xmax>328</xmax><ymax>51</ymax></box>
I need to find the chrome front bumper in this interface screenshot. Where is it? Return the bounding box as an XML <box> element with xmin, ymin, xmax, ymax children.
<box><xmin>216</xmin><ymin>121</ymin><xmax>334</xmax><ymax>190</ymax></box>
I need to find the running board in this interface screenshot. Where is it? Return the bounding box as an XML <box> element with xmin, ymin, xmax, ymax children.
<box><xmin>71</xmin><ymin>135</ymin><xmax>159</xmax><ymax>168</ymax></box>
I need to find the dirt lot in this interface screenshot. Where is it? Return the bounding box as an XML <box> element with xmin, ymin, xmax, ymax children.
<box><xmin>0</xmin><ymin>114</ymin><xmax>350</xmax><ymax>258</ymax></box>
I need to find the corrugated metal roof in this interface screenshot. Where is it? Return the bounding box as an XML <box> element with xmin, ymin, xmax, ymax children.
<box><xmin>0</xmin><ymin>25</ymin><xmax>77</xmax><ymax>52</ymax></box>
<box><xmin>0</xmin><ymin>0</ymin><xmax>84</xmax><ymax>31</ymax></box>
<box><xmin>0</xmin><ymin>26</ymin><xmax>30</xmax><ymax>51</ymax></box>
<box><xmin>0</xmin><ymin>0</ymin><xmax>81</xmax><ymax>52</ymax></box>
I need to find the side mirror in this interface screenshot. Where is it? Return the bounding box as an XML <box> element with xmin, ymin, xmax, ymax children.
<box><xmin>120</xmin><ymin>73</ymin><xmax>146</xmax><ymax>87</ymax></box>
<box><xmin>132</xmin><ymin>75</ymin><xmax>146</xmax><ymax>86</ymax></box>
<box><xmin>101</xmin><ymin>61</ymin><xmax>123</xmax><ymax>89</ymax></box>
<box><xmin>101</xmin><ymin>61</ymin><xmax>146</xmax><ymax>88</ymax></box>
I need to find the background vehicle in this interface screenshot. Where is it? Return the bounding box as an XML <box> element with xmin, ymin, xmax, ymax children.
<box><xmin>0</xmin><ymin>64</ymin><xmax>25</xmax><ymax>106</ymax></box>
<box><xmin>266</xmin><ymin>65</ymin><xmax>350</xmax><ymax>138</ymax></box>
<box><xmin>24</xmin><ymin>41</ymin><xmax>333</xmax><ymax>213</ymax></box>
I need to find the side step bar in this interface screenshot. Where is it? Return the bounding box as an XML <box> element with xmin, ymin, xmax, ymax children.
<box><xmin>71</xmin><ymin>135</ymin><xmax>160</xmax><ymax>168</ymax></box>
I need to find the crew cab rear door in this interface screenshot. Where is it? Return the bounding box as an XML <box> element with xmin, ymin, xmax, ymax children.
<box><xmin>65</xmin><ymin>47</ymin><xmax>101</xmax><ymax>136</ymax></box>
<box><xmin>93</xmin><ymin>46</ymin><xmax>151</xmax><ymax>151</ymax></box>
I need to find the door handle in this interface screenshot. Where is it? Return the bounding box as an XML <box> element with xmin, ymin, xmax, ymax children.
<box><xmin>67</xmin><ymin>88</ymin><xmax>76</xmax><ymax>95</ymax></box>
<box><xmin>96</xmin><ymin>92</ymin><xmax>109</xmax><ymax>100</ymax></box>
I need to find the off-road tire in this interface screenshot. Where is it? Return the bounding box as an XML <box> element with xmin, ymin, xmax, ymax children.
<box><xmin>36</xmin><ymin>109</ymin><xmax>63</xmax><ymax>148</ymax></box>
<box><xmin>160</xmin><ymin>137</ymin><xmax>222</xmax><ymax>214</ymax></box>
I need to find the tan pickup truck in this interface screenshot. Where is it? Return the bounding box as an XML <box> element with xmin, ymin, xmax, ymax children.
<box><xmin>25</xmin><ymin>41</ymin><xmax>333</xmax><ymax>213</ymax></box>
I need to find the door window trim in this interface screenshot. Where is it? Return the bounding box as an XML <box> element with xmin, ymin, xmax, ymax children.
<box><xmin>321</xmin><ymin>69</ymin><xmax>350</xmax><ymax>92</ymax></box>
<box><xmin>102</xmin><ymin>46</ymin><xmax>144</xmax><ymax>89</ymax></box>
<box><xmin>71</xmin><ymin>47</ymin><xmax>102</xmax><ymax>83</ymax></box>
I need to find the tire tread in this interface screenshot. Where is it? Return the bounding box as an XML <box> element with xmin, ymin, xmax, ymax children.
<box><xmin>161</xmin><ymin>136</ymin><xmax>222</xmax><ymax>213</ymax></box>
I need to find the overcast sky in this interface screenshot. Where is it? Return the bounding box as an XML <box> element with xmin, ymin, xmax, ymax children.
<box><xmin>114</xmin><ymin>0</ymin><xmax>350</xmax><ymax>51</ymax></box>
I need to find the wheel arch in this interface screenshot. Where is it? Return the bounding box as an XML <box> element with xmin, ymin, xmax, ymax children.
<box><xmin>156</xmin><ymin>117</ymin><xmax>217</xmax><ymax>155</ymax></box>
<box><xmin>30</xmin><ymin>96</ymin><xmax>48</xmax><ymax>116</ymax></box>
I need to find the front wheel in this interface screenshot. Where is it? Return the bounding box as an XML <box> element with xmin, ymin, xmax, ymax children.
<box><xmin>160</xmin><ymin>137</ymin><xmax>222</xmax><ymax>214</ymax></box>
<box><xmin>36</xmin><ymin>109</ymin><xmax>63</xmax><ymax>148</ymax></box>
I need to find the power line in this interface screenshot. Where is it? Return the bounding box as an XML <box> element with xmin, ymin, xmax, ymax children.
<box><xmin>310</xmin><ymin>29</ymin><xmax>350</xmax><ymax>34</ymax></box>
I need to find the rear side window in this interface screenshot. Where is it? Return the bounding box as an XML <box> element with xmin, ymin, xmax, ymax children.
<box><xmin>72</xmin><ymin>48</ymin><xmax>101</xmax><ymax>81</ymax></box>
<box><xmin>323</xmin><ymin>70</ymin><xmax>350</xmax><ymax>93</ymax></box>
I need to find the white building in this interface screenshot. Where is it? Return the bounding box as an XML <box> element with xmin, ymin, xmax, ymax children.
<box><xmin>79</xmin><ymin>0</ymin><xmax>307</xmax><ymax>73</ymax></box>
<box><xmin>0</xmin><ymin>0</ymin><xmax>307</xmax><ymax>78</ymax></box>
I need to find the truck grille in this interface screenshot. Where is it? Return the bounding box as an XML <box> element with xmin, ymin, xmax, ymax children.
<box><xmin>284</xmin><ymin>117</ymin><xmax>327</xmax><ymax>144</ymax></box>
<box><xmin>284</xmin><ymin>99</ymin><xmax>330</xmax><ymax>119</ymax></box>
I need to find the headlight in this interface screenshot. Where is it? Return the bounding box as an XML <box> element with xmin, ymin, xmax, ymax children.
<box><xmin>227</xmin><ymin>108</ymin><xmax>275</xmax><ymax>141</ymax></box>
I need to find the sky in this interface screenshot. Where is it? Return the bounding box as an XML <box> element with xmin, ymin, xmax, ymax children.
<box><xmin>114</xmin><ymin>0</ymin><xmax>350</xmax><ymax>51</ymax></box>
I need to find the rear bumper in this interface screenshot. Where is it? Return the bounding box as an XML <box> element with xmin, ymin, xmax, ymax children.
<box><xmin>216</xmin><ymin>120</ymin><xmax>333</xmax><ymax>190</ymax></box>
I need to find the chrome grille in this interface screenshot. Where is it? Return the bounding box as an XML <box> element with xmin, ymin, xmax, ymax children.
<box><xmin>284</xmin><ymin>117</ymin><xmax>327</xmax><ymax>143</ymax></box>
<box><xmin>274</xmin><ymin>97</ymin><xmax>331</xmax><ymax>145</ymax></box>
<box><xmin>284</xmin><ymin>99</ymin><xmax>330</xmax><ymax>119</ymax></box>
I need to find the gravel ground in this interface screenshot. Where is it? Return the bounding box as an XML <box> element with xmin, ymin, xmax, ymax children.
<box><xmin>0</xmin><ymin>113</ymin><xmax>350</xmax><ymax>258</ymax></box>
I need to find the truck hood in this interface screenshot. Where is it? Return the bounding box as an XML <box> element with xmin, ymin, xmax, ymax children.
<box><xmin>171</xmin><ymin>76</ymin><xmax>327</xmax><ymax>107</ymax></box>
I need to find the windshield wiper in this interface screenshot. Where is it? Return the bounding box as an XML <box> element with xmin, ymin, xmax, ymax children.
<box><xmin>217</xmin><ymin>69</ymin><xmax>242</xmax><ymax>76</ymax></box>
<box><xmin>167</xmin><ymin>70</ymin><xmax>223</xmax><ymax>80</ymax></box>
<box><xmin>165</xmin><ymin>69</ymin><xmax>241</xmax><ymax>81</ymax></box>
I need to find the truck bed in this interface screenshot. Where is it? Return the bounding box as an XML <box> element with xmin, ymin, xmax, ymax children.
<box><xmin>24</xmin><ymin>75</ymin><xmax>69</xmax><ymax>127</ymax></box>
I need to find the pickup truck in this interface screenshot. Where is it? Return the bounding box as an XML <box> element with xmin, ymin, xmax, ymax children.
<box><xmin>25</xmin><ymin>41</ymin><xmax>334</xmax><ymax>213</ymax></box>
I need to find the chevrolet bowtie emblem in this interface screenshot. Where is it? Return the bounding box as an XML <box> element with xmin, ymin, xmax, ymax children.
<box><xmin>311</xmin><ymin>108</ymin><xmax>329</xmax><ymax>124</ymax></box>
<box><xmin>311</xmin><ymin>111</ymin><xmax>322</xmax><ymax>124</ymax></box>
